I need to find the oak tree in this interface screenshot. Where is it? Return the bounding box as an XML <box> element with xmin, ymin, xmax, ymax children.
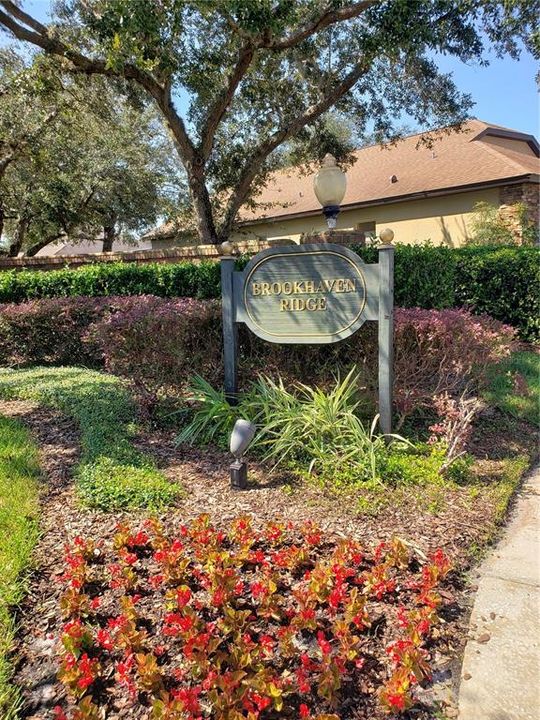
<box><xmin>1</xmin><ymin>55</ymin><xmax>182</xmax><ymax>255</ymax></box>
<box><xmin>1</xmin><ymin>0</ymin><xmax>538</xmax><ymax>244</ymax></box>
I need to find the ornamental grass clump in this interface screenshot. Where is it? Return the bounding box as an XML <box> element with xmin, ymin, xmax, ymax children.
<box><xmin>54</xmin><ymin>514</ymin><xmax>453</xmax><ymax>719</ymax></box>
<box><xmin>178</xmin><ymin>370</ymin><xmax>403</xmax><ymax>483</ymax></box>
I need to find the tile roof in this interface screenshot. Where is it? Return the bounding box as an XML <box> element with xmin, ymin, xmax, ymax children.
<box><xmin>240</xmin><ymin>120</ymin><xmax>539</xmax><ymax>223</ymax></box>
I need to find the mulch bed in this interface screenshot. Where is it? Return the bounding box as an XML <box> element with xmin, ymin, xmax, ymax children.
<box><xmin>1</xmin><ymin>400</ymin><xmax>535</xmax><ymax>720</ymax></box>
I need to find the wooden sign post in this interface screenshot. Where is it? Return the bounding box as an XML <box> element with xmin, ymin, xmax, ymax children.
<box><xmin>220</xmin><ymin>241</ymin><xmax>394</xmax><ymax>433</ymax></box>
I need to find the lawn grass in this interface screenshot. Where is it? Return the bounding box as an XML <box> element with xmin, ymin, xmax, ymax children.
<box><xmin>0</xmin><ymin>367</ymin><xmax>182</xmax><ymax>511</ymax></box>
<box><xmin>484</xmin><ymin>351</ymin><xmax>539</xmax><ymax>426</ymax></box>
<box><xmin>0</xmin><ymin>416</ymin><xmax>40</xmax><ymax>719</ymax></box>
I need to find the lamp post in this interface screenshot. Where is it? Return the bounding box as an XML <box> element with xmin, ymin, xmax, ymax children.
<box><xmin>313</xmin><ymin>153</ymin><xmax>347</xmax><ymax>229</ymax></box>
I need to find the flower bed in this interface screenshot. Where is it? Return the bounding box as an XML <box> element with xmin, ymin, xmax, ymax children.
<box><xmin>54</xmin><ymin>514</ymin><xmax>451</xmax><ymax>719</ymax></box>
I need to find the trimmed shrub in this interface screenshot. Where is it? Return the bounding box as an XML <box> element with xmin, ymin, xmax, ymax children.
<box><xmin>393</xmin><ymin>308</ymin><xmax>515</xmax><ymax>426</ymax></box>
<box><xmin>0</xmin><ymin>260</ymin><xmax>222</xmax><ymax>303</ymax></box>
<box><xmin>86</xmin><ymin>296</ymin><xmax>223</xmax><ymax>391</ymax></box>
<box><xmin>355</xmin><ymin>244</ymin><xmax>457</xmax><ymax>309</ymax></box>
<box><xmin>0</xmin><ymin>245</ymin><xmax>537</xmax><ymax>338</ymax></box>
<box><xmin>1</xmin><ymin>298</ymin><xmax>515</xmax><ymax>424</ymax></box>
<box><xmin>0</xmin><ymin>297</ymin><xmax>111</xmax><ymax>368</ymax></box>
<box><xmin>454</xmin><ymin>246</ymin><xmax>540</xmax><ymax>343</ymax></box>
<box><xmin>0</xmin><ymin>295</ymin><xmax>185</xmax><ymax>369</ymax></box>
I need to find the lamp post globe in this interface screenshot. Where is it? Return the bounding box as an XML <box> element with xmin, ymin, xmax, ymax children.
<box><xmin>313</xmin><ymin>153</ymin><xmax>347</xmax><ymax>229</ymax></box>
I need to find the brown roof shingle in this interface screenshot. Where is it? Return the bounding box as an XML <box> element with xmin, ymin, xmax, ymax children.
<box><xmin>240</xmin><ymin>120</ymin><xmax>539</xmax><ymax>223</ymax></box>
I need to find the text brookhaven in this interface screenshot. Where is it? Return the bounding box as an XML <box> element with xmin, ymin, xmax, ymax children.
<box><xmin>250</xmin><ymin>278</ymin><xmax>357</xmax><ymax>312</ymax></box>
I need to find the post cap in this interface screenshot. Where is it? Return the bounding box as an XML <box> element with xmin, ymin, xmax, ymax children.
<box><xmin>220</xmin><ymin>240</ymin><xmax>234</xmax><ymax>256</ymax></box>
<box><xmin>378</xmin><ymin>228</ymin><xmax>394</xmax><ymax>244</ymax></box>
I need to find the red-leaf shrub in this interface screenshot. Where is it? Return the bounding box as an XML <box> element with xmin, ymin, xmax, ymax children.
<box><xmin>0</xmin><ymin>297</ymin><xmax>111</xmax><ymax>368</ymax></box>
<box><xmin>55</xmin><ymin>515</ymin><xmax>452</xmax><ymax>719</ymax></box>
<box><xmin>1</xmin><ymin>296</ymin><xmax>514</xmax><ymax>426</ymax></box>
<box><xmin>0</xmin><ymin>296</ymin><xmax>177</xmax><ymax>369</ymax></box>
<box><xmin>85</xmin><ymin>296</ymin><xmax>222</xmax><ymax>390</ymax></box>
<box><xmin>393</xmin><ymin>308</ymin><xmax>515</xmax><ymax>426</ymax></box>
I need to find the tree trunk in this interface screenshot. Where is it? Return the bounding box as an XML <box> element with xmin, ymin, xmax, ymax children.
<box><xmin>187</xmin><ymin>165</ymin><xmax>219</xmax><ymax>245</ymax></box>
<box><xmin>102</xmin><ymin>225</ymin><xmax>116</xmax><ymax>252</ymax></box>
<box><xmin>25</xmin><ymin>233</ymin><xmax>64</xmax><ymax>257</ymax></box>
<box><xmin>8</xmin><ymin>216</ymin><xmax>30</xmax><ymax>256</ymax></box>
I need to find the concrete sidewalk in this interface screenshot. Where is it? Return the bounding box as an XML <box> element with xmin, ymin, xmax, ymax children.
<box><xmin>458</xmin><ymin>466</ymin><xmax>540</xmax><ymax>720</ymax></box>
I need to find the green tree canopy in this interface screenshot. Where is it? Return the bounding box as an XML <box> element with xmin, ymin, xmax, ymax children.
<box><xmin>1</xmin><ymin>0</ymin><xmax>538</xmax><ymax>244</ymax></box>
<box><xmin>0</xmin><ymin>52</ymin><xmax>183</xmax><ymax>256</ymax></box>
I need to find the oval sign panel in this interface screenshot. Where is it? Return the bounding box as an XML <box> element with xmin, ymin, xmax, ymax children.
<box><xmin>242</xmin><ymin>243</ymin><xmax>367</xmax><ymax>344</ymax></box>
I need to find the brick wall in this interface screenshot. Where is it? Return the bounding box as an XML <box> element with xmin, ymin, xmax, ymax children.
<box><xmin>0</xmin><ymin>238</ymin><xmax>294</xmax><ymax>272</ymax></box>
<box><xmin>300</xmin><ymin>229</ymin><xmax>367</xmax><ymax>245</ymax></box>
<box><xmin>0</xmin><ymin>231</ymin><xmax>367</xmax><ymax>272</ymax></box>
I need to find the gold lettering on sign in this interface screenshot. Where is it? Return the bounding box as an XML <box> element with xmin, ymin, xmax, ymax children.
<box><xmin>251</xmin><ymin>278</ymin><xmax>356</xmax><ymax>296</ymax></box>
<box><xmin>280</xmin><ymin>297</ymin><xmax>327</xmax><ymax>312</ymax></box>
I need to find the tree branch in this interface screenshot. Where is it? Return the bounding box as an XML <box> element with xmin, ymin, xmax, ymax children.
<box><xmin>218</xmin><ymin>60</ymin><xmax>370</xmax><ymax>239</ymax></box>
<box><xmin>1</xmin><ymin>0</ymin><xmax>48</xmax><ymax>35</ymax></box>
<box><xmin>197</xmin><ymin>0</ymin><xmax>376</xmax><ymax>163</ymax></box>
<box><xmin>199</xmin><ymin>41</ymin><xmax>256</xmax><ymax>160</ymax></box>
<box><xmin>0</xmin><ymin>2</ymin><xmax>196</xmax><ymax>163</ymax></box>
<box><xmin>268</xmin><ymin>1</ymin><xmax>378</xmax><ymax>51</ymax></box>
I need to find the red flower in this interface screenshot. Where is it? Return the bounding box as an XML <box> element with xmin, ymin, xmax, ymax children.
<box><xmin>96</xmin><ymin>628</ymin><xmax>114</xmax><ymax>650</ymax></box>
<box><xmin>250</xmin><ymin>581</ymin><xmax>266</xmax><ymax>599</ymax></box>
<box><xmin>316</xmin><ymin>630</ymin><xmax>332</xmax><ymax>656</ymax></box>
<box><xmin>211</xmin><ymin>588</ymin><xmax>225</xmax><ymax>606</ymax></box>
<box><xmin>259</xmin><ymin>634</ymin><xmax>275</xmax><ymax>653</ymax></box>
<box><xmin>128</xmin><ymin>530</ymin><xmax>149</xmax><ymax>547</ymax></box>
<box><xmin>387</xmin><ymin>692</ymin><xmax>407</xmax><ymax>710</ymax></box>
<box><xmin>252</xmin><ymin>693</ymin><xmax>271</xmax><ymax>711</ymax></box>
<box><xmin>176</xmin><ymin>586</ymin><xmax>192</xmax><ymax>608</ymax></box>
<box><xmin>299</xmin><ymin>703</ymin><xmax>311</xmax><ymax>718</ymax></box>
<box><xmin>163</xmin><ymin>613</ymin><xmax>194</xmax><ymax>635</ymax></box>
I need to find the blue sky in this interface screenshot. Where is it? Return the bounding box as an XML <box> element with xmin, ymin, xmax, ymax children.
<box><xmin>3</xmin><ymin>1</ymin><xmax>539</xmax><ymax>138</ymax></box>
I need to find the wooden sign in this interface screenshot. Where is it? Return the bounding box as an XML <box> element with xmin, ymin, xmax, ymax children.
<box><xmin>220</xmin><ymin>242</ymin><xmax>394</xmax><ymax>433</ymax></box>
<box><xmin>241</xmin><ymin>244</ymin><xmax>371</xmax><ymax>344</ymax></box>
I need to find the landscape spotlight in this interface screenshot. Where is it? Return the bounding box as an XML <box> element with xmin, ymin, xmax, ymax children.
<box><xmin>229</xmin><ymin>418</ymin><xmax>256</xmax><ymax>490</ymax></box>
<box><xmin>313</xmin><ymin>153</ymin><xmax>347</xmax><ymax>229</ymax></box>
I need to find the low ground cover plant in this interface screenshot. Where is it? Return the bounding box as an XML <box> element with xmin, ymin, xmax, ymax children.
<box><xmin>483</xmin><ymin>351</ymin><xmax>539</xmax><ymax>426</ymax></box>
<box><xmin>0</xmin><ymin>416</ymin><xmax>40</xmax><ymax>719</ymax></box>
<box><xmin>0</xmin><ymin>245</ymin><xmax>537</xmax><ymax>340</ymax></box>
<box><xmin>53</xmin><ymin>514</ymin><xmax>452</xmax><ymax>719</ymax></box>
<box><xmin>0</xmin><ymin>367</ymin><xmax>181</xmax><ymax>510</ymax></box>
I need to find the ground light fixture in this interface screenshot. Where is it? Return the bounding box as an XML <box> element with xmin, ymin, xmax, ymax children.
<box><xmin>313</xmin><ymin>153</ymin><xmax>347</xmax><ymax>229</ymax></box>
<box><xmin>229</xmin><ymin>418</ymin><xmax>256</xmax><ymax>490</ymax></box>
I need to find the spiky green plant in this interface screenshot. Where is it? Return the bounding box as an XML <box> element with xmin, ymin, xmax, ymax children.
<box><xmin>177</xmin><ymin>369</ymin><xmax>410</xmax><ymax>484</ymax></box>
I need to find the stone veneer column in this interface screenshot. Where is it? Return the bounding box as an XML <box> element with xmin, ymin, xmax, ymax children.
<box><xmin>498</xmin><ymin>183</ymin><xmax>539</xmax><ymax>243</ymax></box>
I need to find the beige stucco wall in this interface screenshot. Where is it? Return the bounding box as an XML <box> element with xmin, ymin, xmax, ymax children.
<box><xmin>231</xmin><ymin>187</ymin><xmax>501</xmax><ymax>247</ymax></box>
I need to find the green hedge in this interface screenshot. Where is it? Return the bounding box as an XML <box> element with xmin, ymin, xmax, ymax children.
<box><xmin>453</xmin><ymin>247</ymin><xmax>540</xmax><ymax>344</ymax></box>
<box><xmin>0</xmin><ymin>245</ymin><xmax>538</xmax><ymax>340</ymax></box>
<box><xmin>0</xmin><ymin>260</ymin><xmax>223</xmax><ymax>303</ymax></box>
